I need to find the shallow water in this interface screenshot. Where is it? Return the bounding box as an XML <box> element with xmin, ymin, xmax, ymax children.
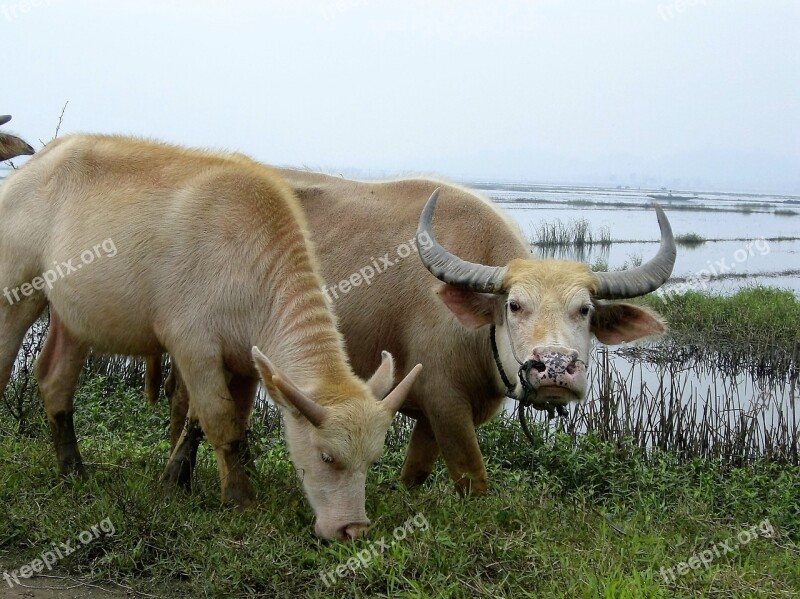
<box><xmin>486</xmin><ymin>183</ymin><xmax>800</xmax><ymax>443</ymax></box>
<box><xmin>503</xmin><ymin>344</ymin><xmax>800</xmax><ymax>450</ymax></box>
<box><xmin>508</xmin><ymin>204</ymin><xmax>800</xmax><ymax>247</ymax></box>
<box><xmin>484</xmin><ymin>184</ymin><xmax>800</xmax><ymax>297</ymax></box>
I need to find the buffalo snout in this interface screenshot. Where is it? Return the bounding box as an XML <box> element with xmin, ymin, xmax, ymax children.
<box><xmin>522</xmin><ymin>346</ymin><xmax>586</xmax><ymax>402</ymax></box>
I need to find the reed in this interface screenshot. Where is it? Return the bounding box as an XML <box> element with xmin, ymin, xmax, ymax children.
<box><xmin>531</xmin><ymin>219</ymin><xmax>612</xmax><ymax>248</ymax></box>
<box><xmin>519</xmin><ymin>343</ymin><xmax>798</xmax><ymax>466</ymax></box>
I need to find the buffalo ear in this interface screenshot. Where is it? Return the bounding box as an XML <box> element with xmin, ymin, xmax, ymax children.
<box><xmin>251</xmin><ymin>346</ymin><xmax>329</xmax><ymax>427</ymax></box>
<box><xmin>591</xmin><ymin>302</ymin><xmax>666</xmax><ymax>345</ymax></box>
<box><xmin>367</xmin><ymin>351</ymin><xmax>395</xmax><ymax>399</ymax></box>
<box><xmin>436</xmin><ymin>284</ymin><xmax>500</xmax><ymax>329</ymax></box>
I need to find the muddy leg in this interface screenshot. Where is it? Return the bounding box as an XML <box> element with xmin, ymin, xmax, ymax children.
<box><xmin>165</xmin><ymin>353</ymin><xmax>255</xmax><ymax>506</ymax></box>
<box><xmin>33</xmin><ymin>310</ymin><xmax>89</xmax><ymax>477</ymax></box>
<box><xmin>400</xmin><ymin>415</ymin><xmax>441</xmax><ymax>487</ymax></box>
<box><xmin>162</xmin><ymin>417</ymin><xmax>203</xmax><ymax>490</ymax></box>
<box><xmin>160</xmin><ymin>362</ymin><xmax>204</xmax><ymax>489</ymax></box>
<box><xmin>164</xmin><ymin>361</ymin><xmax>189</xmax><ymax>452</ymax></box>
<box><xmin>227</xmin><ymin>374</ymin><xmax>258</xmax><ymax>476</ymax></box>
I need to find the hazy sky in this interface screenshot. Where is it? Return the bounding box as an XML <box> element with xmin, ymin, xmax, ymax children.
<box><xmin>3</xmin><ymin>0</ymin><xmax>799</xmax><ymax>193</ymax></box>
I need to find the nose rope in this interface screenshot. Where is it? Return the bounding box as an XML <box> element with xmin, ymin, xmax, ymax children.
<box><xmin>489</xmin><ymin>324</ymin><xmax>516</xmax><ymax>399</ymax></box>
<box><xmin>490</xmin><ymin>302</ymin><xmax>568</xmax><ymax>420</ymax></box>
<box><xmin>503</xmin><ymin>302</ymin><xmax>526</xmax><ymax>366</ymax></box>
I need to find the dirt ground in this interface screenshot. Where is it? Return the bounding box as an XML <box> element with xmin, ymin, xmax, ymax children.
<box><xmin>0</xmin><ymin>576</ymin><xmax>128</xmax><ymax>599</ymax></box>
<box><xmin>0</xmin><ymin>555</ymin><xmax>131</xmax><ymax>599</ymax></box>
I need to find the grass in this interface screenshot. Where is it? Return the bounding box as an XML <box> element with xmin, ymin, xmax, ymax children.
<box><xmin>642</xmin><ymin>287</ymin><xmax>800</xmax><ymax>356</ymax></box>
<box><xmin>2</xmin><ymin>289</ymin><xmax>800</xmax><ymax>597</ymax></box>
<box><xmin>1</xmin><ymin>384</ymin><xmax>799</xmax><ymax>598</ymax></box>
<box><xmin>674</xmin><ymin>233</ymin><xmax>706</xmax><ymax>246</ymax></box>
<box><xmin>774</xmin><ymin>209</ymin><xmax>798</xmax><ymax>216</ymax></box>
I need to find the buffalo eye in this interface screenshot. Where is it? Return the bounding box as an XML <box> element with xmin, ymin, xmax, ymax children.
<box><xmin>321</xmin><ymin>452</ymin><xmax>334</xmax><ymax>464</ymax></box>
<box><xmin>508</xmin><ymin>300</ymin><xmax>521</xmax><ymax>313</ymax></box>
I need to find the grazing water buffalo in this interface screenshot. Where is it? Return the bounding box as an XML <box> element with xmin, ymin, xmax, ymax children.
<box><xmin>156</xmin><ymin>170</ymin><xmax>676</xmax><ymax>496</ymax></box>
<box><xmin>0</xmin><ymin>136</ymin><xmax>421</xmax><ymax>540</ymax></box>
<box><xmin>0</xmin><ymin>115</ymin><xmax>35</xmax><ymax>162</ymax></box>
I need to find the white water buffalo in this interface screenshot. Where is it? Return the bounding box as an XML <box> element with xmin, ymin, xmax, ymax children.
<box><xmin>0</xmin><ymin>136</ymin><xmax>422</xmax><ymax>540</ymax></box>
<box><xmin>0</xmin><ymin>115</ymin><xmax>35</xmax><ymax>162</ymax></box>
<box><xmin>157</xmin><ymin>170</ymin><xmax>675</xmax><ymax>496</ymax></box>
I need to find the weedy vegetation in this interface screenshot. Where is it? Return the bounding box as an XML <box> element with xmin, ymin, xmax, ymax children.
<box><xmin>1</xmin><ymin>287</ymin><xmax>799</xmax><ymax>597</ymax></box>
<box><xmin>674</xmin><ymin>233</ymin><xmax>706</xmax><ymax>246</ymax></box>
<box><xmin>530</xmin><ymin>219</ymin><xmax>612</xmax><ymax>248</ymax></box>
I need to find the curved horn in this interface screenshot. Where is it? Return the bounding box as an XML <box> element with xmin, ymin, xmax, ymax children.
<box><xmin>0</xmin><ymin>115</ymin><xmax>10</xmax><ymax>127</ymax></box>
<box><xmin>0</xmin><ymin>133</ymin><xmax>35</xmax><ymax>161</ymax></box>
<box><xmin>594</xmin><ymin>205</ymin><xmax>676</xmax><ymax>299</ymax></box>
<box><xmin>417</xmin><ymin>189</ymin><xmax>507</xmax><ymax>293</ymax></box>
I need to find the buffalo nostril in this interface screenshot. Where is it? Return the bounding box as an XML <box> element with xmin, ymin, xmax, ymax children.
<box><xmin>530</xmin><ymin>360</ymin><xmax>546</xmax><ymax>373</ymax></box>
<box><xmin>566</xmin><ymin>362</ymin><xmax>577</xmax><ymax>375</ymax></box>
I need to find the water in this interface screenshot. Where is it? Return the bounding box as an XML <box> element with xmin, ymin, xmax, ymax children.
<box><xmin>504</xmin><ymin>344</ymin><xmax>799</xmax><ymax>457</ymax></box>
<box><xmin>480</xmin><ymin>184</ymin><xmax>800</xmax><ymax>447</ymax></box>
<box><xmin>476</xmin><ymin>183</ymin><xmax>800</xmax><ymax>297</ymax></box>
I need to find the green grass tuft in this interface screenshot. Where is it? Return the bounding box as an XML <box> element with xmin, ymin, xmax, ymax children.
<box><xmin>674</xmin><ymin>232</ymin><xmax>706</xmax><ymax>246</ymax></box>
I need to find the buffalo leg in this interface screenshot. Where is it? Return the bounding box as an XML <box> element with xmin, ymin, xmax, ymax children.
<box><xmin>162</xmin><ymin>417</ymin><xmax>203</xmax><ymax>490</ymax></box>
<box><xmin>161</xmin><ymin>362</ymin><xmax>203</xmax><ymax>489</ymax></box>
<box><xmin>33</xmin><ymin>309</ymin><xmax>89</xmax><ymax>477</ymax></box>
<box><xmin>428</xmin><ymin>401</ymin><xmax>488</xmax><ymax>496</ymax></box>
<box><xmin>164</xmin><ymin>361</ymin><xmax>190</xmax><ymax>452</ymax></box>
<box><xmin>162</xmin><ymin>365</ymin><xmax>256</xmax><ymax>490</ymax></box>
<box><xmin>227</xmin><ymin>374</ymin><xmax>258</xmax><ymax>476</ymax></box>
<box><xmin>0</xmin><ymin>297</ymin><xmax>47</xmax><ymax>407</ymax></box>
<box><xmin>165</xmin><ymin>353</ymin><xmax>255</xmax><ymax>507</ymax></box>
<box><xmin>145</xmin><ymin>353</ymin><xmax>203</xmax><ymax>488</ymax></box>
<box><xmin>144</xmin><ymin>355</ymin><xmax>162</xmax><ymax>405</ymax></box>
<box><xmin>400</xmin><ymin>415</ymin><xmax>441</xmax><ymax>487</ymax></box>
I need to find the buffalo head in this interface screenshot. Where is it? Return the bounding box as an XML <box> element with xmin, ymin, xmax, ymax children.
<box><xmin>416</xmin><ymin>189</ymin><xmax>675</xmax><ymax>412</ymax></box>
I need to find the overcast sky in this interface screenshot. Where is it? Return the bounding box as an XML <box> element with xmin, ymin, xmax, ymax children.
<box><xmin>3</xmin><ymin>0</ymin><xmax>799</xmax><ymax>193</ymax></box>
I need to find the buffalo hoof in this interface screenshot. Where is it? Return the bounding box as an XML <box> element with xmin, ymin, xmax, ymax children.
<box><xmin>222</xmin><ymin>481</ymin><xmax>256</xmax><ymax>508</ymax></box>
<box><xmin>454</xmin><ymin>476</ymin><xmax>488</xmax><ymax>497</ymax></box>
<box><xmin>57</xmin><ymin>454</ymin><xmax>86</xmax><ymax>479</ymax></box>
<box><xmin>161</xmin><ymin>457</ymin><xmax>194</xmax><ymax>491</ymax></box>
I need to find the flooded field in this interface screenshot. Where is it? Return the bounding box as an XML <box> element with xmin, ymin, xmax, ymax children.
<box><xmin>481</xmin><ymin>183</ymin><xmax>800</xmax><ymax>459</ymax></box>
<box><xmin>510</xmin><ymin>343</ymin><xmax>799</xmax><ymax>461</ymax></box>
<box><xmin>476</xmin><ymin>182</ymin><xmax>800</xmax><ymax>297</ymax></box>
